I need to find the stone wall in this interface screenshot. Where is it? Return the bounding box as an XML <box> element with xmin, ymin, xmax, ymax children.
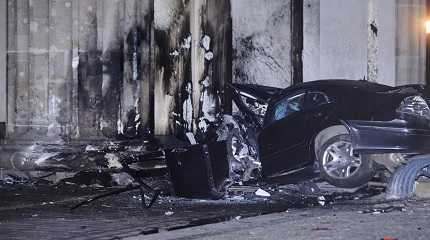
<box><xmin>231</xmin><ymin>0</ymin><xmax>292</xmax><ymax>88</ymax></box>
<box><xmin>6</xmin><ymin>0</ymin><xmax>153</xmax><ymax>141</ymax></box>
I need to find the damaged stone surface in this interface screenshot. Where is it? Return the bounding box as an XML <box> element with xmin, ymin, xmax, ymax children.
<box><xmin>154</xmin><ymin>0</ymin><xmax>232</xmax><ymax>143</ymax></box>
<box><xmin>6</xmin><ymin>0</ymin><xmax>153</xmax><ymax>141</ymax></box>
<box><xmin>231</xmin><ymin>0</ymin><xmax>292</xmax><ymax>88</ymax></box>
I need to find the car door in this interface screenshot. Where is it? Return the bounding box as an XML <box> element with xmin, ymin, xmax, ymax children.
<box><xmin>305</xmin><ymin>91</ymin><xmax>337</xmax><ymax>134</ymax></box>
<box><xmin>258</xmin><ymin>91</ymin><xmax>311</xmax><ymax>177</ymax></box>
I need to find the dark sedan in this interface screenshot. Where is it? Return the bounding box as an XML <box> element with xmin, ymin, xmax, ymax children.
<box><xmin>224</xmin><ymin>79</ymin><xmax>430</xmax><ymax>188</ymax></box>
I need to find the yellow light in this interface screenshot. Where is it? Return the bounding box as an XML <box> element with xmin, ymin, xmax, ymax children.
<box><xmin>426</xmin><ymin>20</ymin><xmax>430</xmax><ymax>34</ymax></box>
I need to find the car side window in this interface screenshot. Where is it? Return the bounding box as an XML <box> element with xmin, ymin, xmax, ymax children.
<box><xmin>272</xmin><ymin>93</ymin><xmax>306</xmax><ymax>122</ymax></box>
<box><xmin>307</xmin><ymin>92</ymin><xmax>331</xmax><ymax>107</ymax></box>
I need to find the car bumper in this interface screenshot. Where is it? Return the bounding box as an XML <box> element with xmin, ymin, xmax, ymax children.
<box><xmin>342</xmin><ymin>119</ymin><xmax>430</xmax><ymax>154</ymax></box>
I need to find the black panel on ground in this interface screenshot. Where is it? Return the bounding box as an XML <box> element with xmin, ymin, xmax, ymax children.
<box><xmin>166</xmin><ymin>141</ymin><xmax>229</xmax><ymax>199</ymax></box>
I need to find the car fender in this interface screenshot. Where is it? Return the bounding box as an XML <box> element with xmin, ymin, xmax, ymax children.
<box><xmin>341</xmin><ymin>119</ymin><xmax>430</xmax><ymax>155</ymax></box>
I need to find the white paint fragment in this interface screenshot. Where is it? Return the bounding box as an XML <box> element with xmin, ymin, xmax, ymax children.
<box><xmin>255</xmin><ymin>188</ymin><xmax>271</xmax><ymax>197</ymax></box>
<box><xmin>201</xmin><ymin>35</ymin><xmax>211</xmax><ymax>51</ymax></box>
<box><xmin>72</xmin><ymin>56</ymin><xmax>79</xmax><ymax>69</ymax></box>
<box><xmin>164</xmin><ymin>211</ymin><xmax>174</xmax><ymax>216</ymax></box>
<box><xmin>135</xmin><ymin>114</ymin><xmax>140</xmax><ymax>122</ymax></box>
<box><xmin>317</xmin><ymin>196</ymin><xmax>326</xmax><ymax>206</ymax></box>
<box><xmin>185</xmin><ymin>132</ymin><xmax>197</xmax><ymax>145</ymax></box>
<box><xmin>181</xmin><ymin>36</ymin><xmax>192</xmax><ymax>49</ymax></box>
<box><xmin>85</xmin><ymin>145</ymin><xmax>99</xmax><ymax>152</ymax></box>
<box><xmin>198</xmin><ymin>119</ymin><xmax>208</xmax><ymax>133</ymax></box>
<box><xmin>182</xmin><ymin>82</ymin><xmax>193</xmax><ymax>131</ymax></box>
<box><xmin>117</xmin><ymin>120</ymin><xmax>124</xmax><ymax>135</ymax></box>
<box><xmin>134</xmin><ymin>98</ymin><xmax>140</xmax><ymax>111</ymax></box>
<box><xmin>204</xmin><ymin>51</ymin><xmax>214</xmax><ymax>61</ymax></box>
<box><xmin>105</xmin><ymin>153</ymin><xmax>122</xmax><ymax>169</ymax></box>
<box><xmin>170</xmin><ymin>50</ymin><xmax>180</xmax><ymax>57</ymax></box>
<box><xmin>235</xmin><ymin>216</ymin><xmax>242</xmax><ymax>220</ymax></box>
<box><xmin>99</xmin><ymin>119</ymin><xmax>109</xmax><ymax>131</ymax></box>
<box><xmin>199</xmin><ymin>78</ymin><xmax>217</xmax><ymax>122</ymax></box>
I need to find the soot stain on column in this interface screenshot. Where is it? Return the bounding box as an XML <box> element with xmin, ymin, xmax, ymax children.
<box><xmin>126</xmin><ymin>26</ymin><xmax>144</xmax><ymax>82</ymax></box>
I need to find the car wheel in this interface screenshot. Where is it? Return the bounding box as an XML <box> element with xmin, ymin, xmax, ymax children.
<box><xmin>317</xmin><ymin>134</ymin><xmax>376</xmax><ymax>188</ymax></box>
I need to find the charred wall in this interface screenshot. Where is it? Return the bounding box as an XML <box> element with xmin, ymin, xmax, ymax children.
<box><xmin>153</xmin><ymin>0</ymin><xmax>232</xmax><ymax>140</ymax></box>
<box><xmin>6</xmin><ymin>0</ymin><xmax>231</xmax><ymax>142</ymax></box>
<box><xmin>6</xmin><ymin>0</ymin><xmax>153</xmax><ymax>141</ymax></box>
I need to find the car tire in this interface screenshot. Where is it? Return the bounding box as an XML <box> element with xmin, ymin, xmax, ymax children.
<box><xmin>317</xmin><ymin>134</ymin><xmax>376</xmax><ymax>188</ymax></box>
<box><xmin>386</xmin><ymin>154</ymin><xmax>430</xmax><ymax>200</ymax></box>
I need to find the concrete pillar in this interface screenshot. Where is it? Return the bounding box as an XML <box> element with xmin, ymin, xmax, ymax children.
<box><xmin>153</xmin><ymin>0</ymin><xmax>191</xmax><ymax>136</ymax></box>
<box><xmin>28</xmin><ymin>0</ymin><xmax>50</xmax><ymax>137</ymax></box>
<box><xmin>320</xmin><ymin>0</ymin><xmax>367</xmax><ymax>80</ymax></box>
<box><xmin>369</xmin><ymin>0</ymin><xmax>396</xmax><ymax>86</ymax></box>
<box><xmin>119</xmin><ymin>0</ymin><xmax>152</xmax><ymax>138</ymax></box>
<box><xmin>303</xmin><ymin>0</ymin><xmax>320</xmax><ymax>82</ymax></box>
<box><xmin>304</xmin><ymin>0</ymin><xmax>400</xmax><ymax>86</ymax></box>
<box><xmin>154</xmin><ymin>0</ymin><xmax>232</xmax><ymax>139</ymax></box>
<box><xmin>0</xmin><ymin>0</ymin><xmax>6</xmax><ymax>123</ymax></box>
<box><xmin>396</xmin><ymin>0</ymin><xmax>426</xmax><ymax>86</ymax></box>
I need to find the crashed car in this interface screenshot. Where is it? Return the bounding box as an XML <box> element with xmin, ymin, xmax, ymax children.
<box><xmin>223</xmin><ymin>79</ymin><xmax>430</xmax><ymax>188</ymax></box>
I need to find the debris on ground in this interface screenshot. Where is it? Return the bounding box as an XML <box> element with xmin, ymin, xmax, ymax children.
<box><xmin>358</xmin><ymin>203</ymin><xmax>407</xmax><ymax>215</ymax></box>
<box><xmin>317</xmin><ymin>196</ymin><xmax>326</xmax><ymax>206</ymax></box>
<box><xmin>386</xmin><ymin>154</ymin><xmax>430</xmax><ymax>200</ymax></box>
<box><xmin>255</xmin><ymin>188</ymin><xmax>271</xmax><ymax>197</ymax></box>
<box><xmin>164</xmin><ymin>211</ymin><xmax>174</xmax><ymax>216</ymax></box>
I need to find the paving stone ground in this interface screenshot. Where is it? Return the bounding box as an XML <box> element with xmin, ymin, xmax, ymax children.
<box><xmin>0</xmin><ymin>182</ymin><xmax>326</xmax><ymax>240</ymax></box>
<box><xmin>0</xmin><ymin>181</ymin><xmax>405</xmax><ymax>240</ymax></box>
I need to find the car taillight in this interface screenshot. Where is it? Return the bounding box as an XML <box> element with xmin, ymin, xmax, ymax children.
<box><xmin>396</xmin><ymin>96</ymin><xmax>430</xmax><ymax>121</ymax></box>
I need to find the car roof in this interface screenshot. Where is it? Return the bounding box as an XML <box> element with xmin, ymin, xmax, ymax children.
<box><xmin>280</xmin><ymin>79</ymin><xmax>394</xmax><ymax>95</ymax></box>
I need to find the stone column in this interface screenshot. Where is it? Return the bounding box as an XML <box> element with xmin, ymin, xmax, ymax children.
<box><xmin>154</xmin><ymin>0</ymin><xmax>232</xmax><ymax>141</ymax></box>
<box><xmin>0</xmin><ymin>0</ymin><xmax>6</xmax><ymax>124</ymax></box>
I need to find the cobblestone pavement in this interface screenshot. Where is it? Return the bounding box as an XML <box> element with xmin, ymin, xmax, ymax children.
<box><xmin>0</xmin><ymin>181</ymin><xmax>396</xmax><ymax>240</ymax></box>
<box><xmin>132</xmin><ymin>199</ymin><xmax>430</xmax><ymax>240</ymax></box>
<box><xmin>0</xmin><ymin>182</ymin><xmax>331</xmax><ymax>240</ymax></box>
